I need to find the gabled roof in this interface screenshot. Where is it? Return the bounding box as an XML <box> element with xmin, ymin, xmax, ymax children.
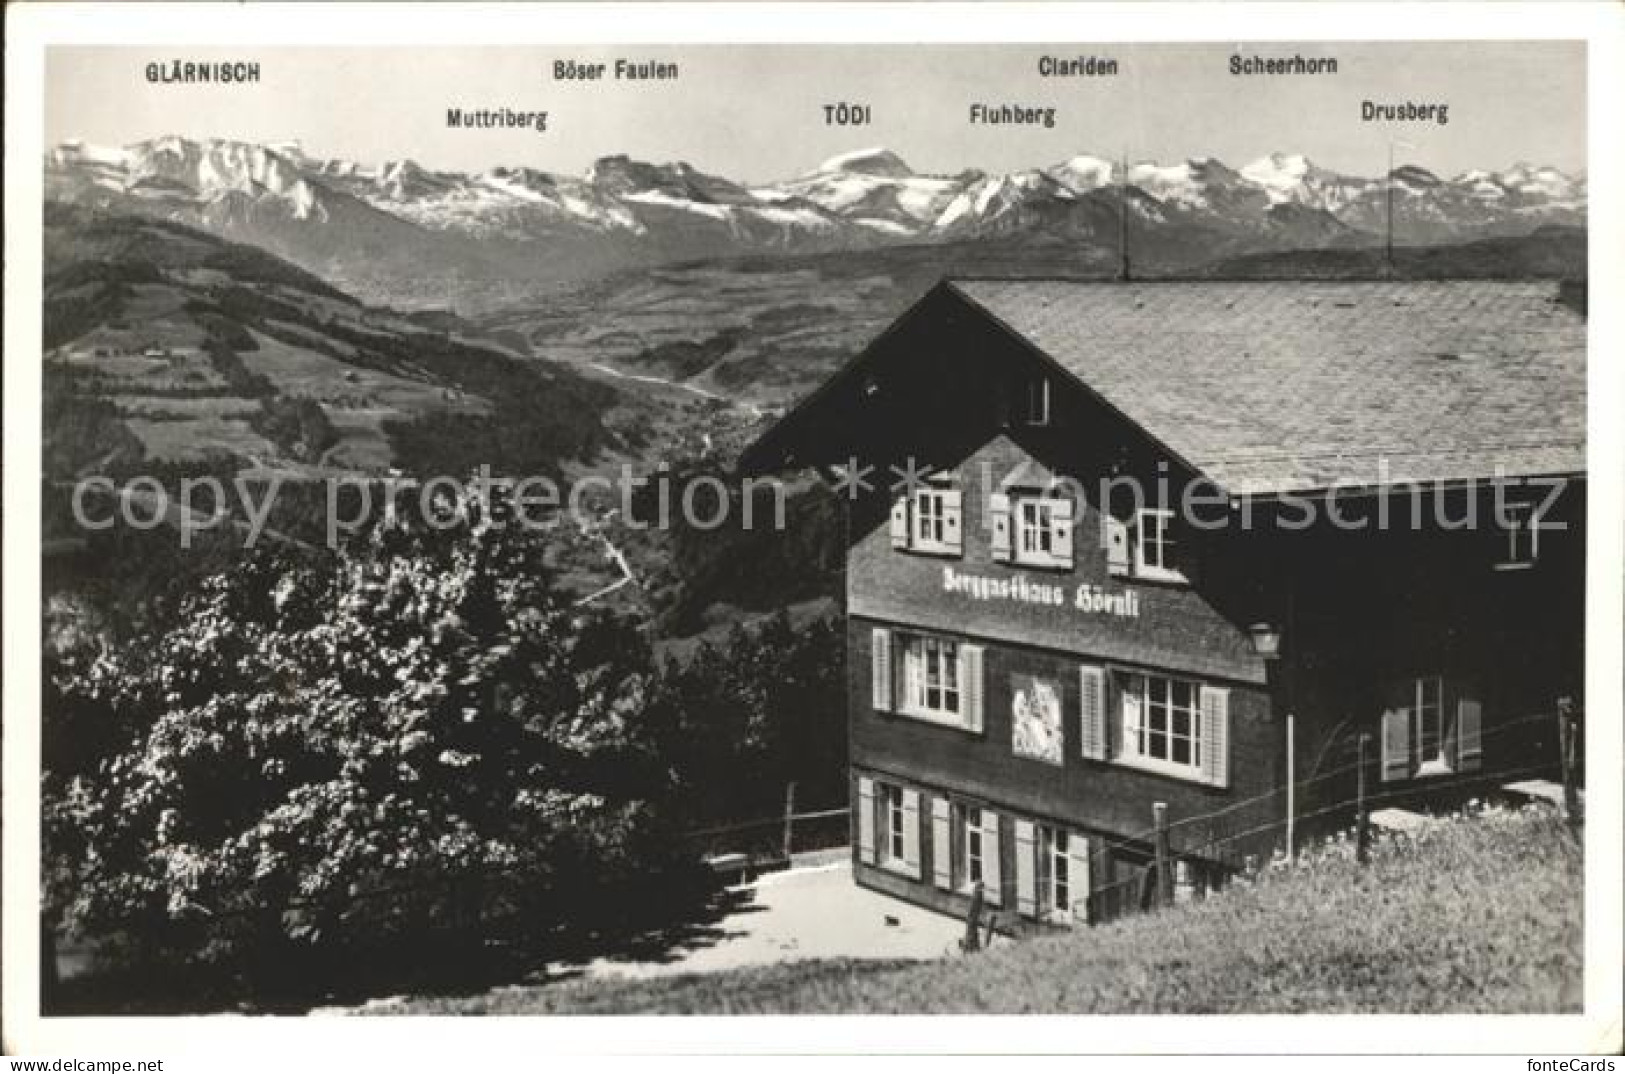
<box><xmin>951</xmin><ymin>278</ymin><xmax>1585</xmax><ymax>495</ymax></box>
<box><xmin>744</xmin><ymin>277</ymin><xmax>1586</xmax><ymax>496</ymax></box>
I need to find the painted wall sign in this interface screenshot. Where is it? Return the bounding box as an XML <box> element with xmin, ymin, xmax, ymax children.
<box><xmin>1011</xmin><ymin>673</ymin><xmax>1065</xmax><ymax>765</ymax></box>
<box><xmin>942</xmin><ymin>566</ymin><xmax>1141</xmax><ymax>618</ymax></box>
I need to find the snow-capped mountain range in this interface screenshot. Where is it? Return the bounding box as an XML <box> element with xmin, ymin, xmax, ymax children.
<box><xmin>45</xmin><ymin>136</ymin><xmax>1587</xmax><ymax>307</ymax></box>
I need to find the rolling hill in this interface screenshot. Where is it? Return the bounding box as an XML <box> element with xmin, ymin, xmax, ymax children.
<box><xmin>43</xmin><ymin>201</ymin><xmax>617</xmax><ymax>482</ymax></box>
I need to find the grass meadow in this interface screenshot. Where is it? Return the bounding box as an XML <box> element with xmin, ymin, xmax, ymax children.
<box><xmin>380</xmin><ymin>804</ymin><xmax>1581</xmax><ymax>1015</ymax></box>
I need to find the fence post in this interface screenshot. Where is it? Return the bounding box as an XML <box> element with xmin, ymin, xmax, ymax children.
<box><xmin>1557</xmin><ymin>698</ymin><xmax>1581</xmax><ymax>836</ymax></box>
<box><xmin>781</xmin><ymin>781</ymin><xmax>798</xmax><ymax>860</ymax></box>
<box><xmin>1153</xmin><ymin>801</ymin><xmax>1173</xmax><ymax>909</ymax></box>
<box><xmin>1286</xmin><ymin>714</ymin><xmax>1296</xmax><ymax>864</ymax></box>
<box><xmin>1355</xmin><ymin>733</ymin><xmax>1371</xmax><ymax>865</ymax></box>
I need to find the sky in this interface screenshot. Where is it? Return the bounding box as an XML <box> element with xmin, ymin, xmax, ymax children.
<box><xmin>45</xmin><ymin>42</ymin><xmax>1586</xmax><ymax>182</ymax></box>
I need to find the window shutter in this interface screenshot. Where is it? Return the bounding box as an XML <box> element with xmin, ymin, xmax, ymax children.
<box><xmin>1078</xmin><ymin>665</ymin><xmax>1107</xmax><ymax>760</ymax></box>
<box><xmin>1105</xmin><ymin>515</ymin><xmax>1131</xmax><ymax>576</ymax></box>
<box><xmin>900</xmin><ymin>789</ymin><xmax>922</xmax><ymax>879</ymax></box>
<box><xmin>871</xmin><ymin>628</ymin><xmax>893</xmax><ymax>713</ymax></box>
<box><xmin>960</xmin><ymin>644</ymin><xmax>984</xmax><ymax>732</ymax></box>
<box><xmin>889</xmin><ymin>497</ymin><xmax>909</xmax><ymax>548</ymax></box>
<box><xmin>1050</xmin><ymin>501</ymin><xmax>1075</xmax><ymax>569</ymax></box>
<box><xmin>1067</xmin><ymin>835</ymin><xmax>1093</xmax><ymax>925</ymax></box>
<box><xmin>1119</xmin><ymin>671</ymin><xmax>1145</xmax><ymax>760</ymax></box>
<box><xmin>857</xmin><ymin>777</ymin><xmax>876</xmax><ymax>864</ymax></box>
<box><xmin>941</xmin><ymin>488</ymin><xmax>963</xmax><ymax>554</ymax></box>
<box><xmin>1380</xmin><ymin>708</ymin><xmax>1410</xmax><ymax>783</ymax></box>
<box><xmin>1456</xmin><ymin>698</ymin><xmax>1483</xmax><ymax>772</ymax></box>
<box><xmin>903</xmin><ymin>642</ymin><xmax>923</xmax><ymax>715</ymax></box>
<box><xmin>1014</xmin><ymin>819</ymin><xmax>1037</xmax><ymax>917</ymax></box>
<box><xmin>1199</xmin><ymin>686</ymin><xmax>1230</xmax><ymax>788</ymax></box>
<box><xmin>931</xmin><ymin>798</ymin><xmax>952</xmax><ymax>889</ymax></box>
<box><xmin>982</xmin><ymin>811</ymin><xmax>1002</xmax><ymax>907</ymax></box>
<box><xmin>990</xmin><ymin>493</ymin><xmax>1013</xmax><ymax>562</ymax></box>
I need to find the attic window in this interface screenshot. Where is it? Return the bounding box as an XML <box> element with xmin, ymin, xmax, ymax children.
<box><xmin>1495</xmin><ymin>500</ymin><xmax>1541</xmax><ymax>570</ymax></box>
<box><xmin>1020</xmin><ymin>376</ymin><xmax>1052</xmax><ymax>426</ymax></box>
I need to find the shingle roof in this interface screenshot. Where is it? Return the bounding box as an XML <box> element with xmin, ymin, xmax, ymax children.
<box><xmin>949</xmin><ymin>278</ymin><xmax>1586</xmax><ymax>495</ymax></box>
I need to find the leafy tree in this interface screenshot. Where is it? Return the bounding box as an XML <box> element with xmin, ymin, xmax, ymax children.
<box><xmin>43</xmin><ymin>483</ymin><xmax>714</xmax><ymax>1004</ymax></box>
<box><xmin>650</xmin><ymin>611</ymin><xmax>847</xmax><ymax>825</ymax></box>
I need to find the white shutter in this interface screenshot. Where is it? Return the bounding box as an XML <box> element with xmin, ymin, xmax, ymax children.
<box><xmin>931</xmin><ymin>798</ymin><xmax>952</xmax><ymax>889</ymax></box>
<box><xmin>1120</xmin><ymin>672</ymin><xmax>1145</xmax><ymax>759</ymax></box>
<box><xmin>960</xmin><ymin>643</ymin><xmax>984</xmax><ymax>732</ymax></box>
<box><xmin>1380</xmin><ymin>708</ymin><xmax>1411</xmax><ymax>783</ymax></box>
<box><xmin>889</xmin><ymin>497</ymin><xmax>909</xmax><ymax>548</ymax></box>
<box><xmin>1105</xmin><ymin>515</ymin><xmax>1131</xmax><ymax>576</ymax></box>
<box><xmin>871</xmin><ymin>628</ymin><xmax>893</xmax><ymax>713</ymax></box>
<box><xmin>1079</xmin><ymin>665</ymin><xmax>1107</xmax><ymax>760</ymax></box>
<box><xmin>857</xmin><ymin>777</ymin><xmax>876</xmax><ymax>864</ymax></box>
<box><xmin>941</xmin><ymin>488</ymin><xmax>963</xmax><ymax>554</ymax></box>
<box><xmin>1050</xmin><ymin>500</ymin><xmax>1074</xmax><ymax>569</ymax></box>
<box><xmin>1068</xmin><ymin>834</ymin><xmax>1093</xmax><ymax>925</ymax></box>
<box><xmin>982</xmin><ymin>811</ymin><xmax>1002</xmax><ymax>906</ymax></box>
<box><xmin>990</xmin><ymin>493</ymin><xmax>1012</xmax><ymax>562</ymax></box>
<box><xmin>900</xmin><ymin>789</ymin><xmax>922</xmax><ymax>879</ymax></box>
<box><xmin>1456</xmin><ymin>698</ymin><xmax>1483</xmax><ymax>772</ymax></box>
<box><xmin>902</xmin><ymin>641</ymin><xmax>923</xmax><ymax>714</ymax></box>
<box><xmin>1199</xmin><ymin>685</ymin><xmax>1230</xmax><ymax>788</ymax></box>
<box><xmin>1014</xmin><ymin>818</ymin><xmax>1037</xmax><ymax>917</ymax></box>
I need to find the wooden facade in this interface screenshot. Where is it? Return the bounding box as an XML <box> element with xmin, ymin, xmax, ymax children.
<box><xmin>743</xmin><ymin>279</ymin><xmax>1586</xmax><ymax>931</ymax></box>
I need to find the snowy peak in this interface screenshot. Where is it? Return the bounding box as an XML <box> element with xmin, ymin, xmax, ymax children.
<box><xmin>1048</xmin><ymin>154</ymin><xmax>1117</xmax><ymax>193</ymax></box>
<box><xmin>586</xmin><ymin>155</ymin><xmax>749</xmax><ymax>204</ymax></box>
<box><xmin>43</xmin><ymin>135</ymin><xmax>1588</xmax><ymax>301</ymax></box>
<box><xmin>1389</xmin><ymin>164</ymin><xmax>1443</xmax><ymax>196</ymax></box>
<box><xmin>1240</xmin><ymin>152</ymin><xmax>1314</xmax><ymax>195</ymax></box>
<box><xmin>814</xmin><ymin>147</ymin><xmax>914</xmax><ymax>179</ymax></box>
<box><xmin>1496</xmin><ymin>162</ymin><xmax>1582</xmax><ymax>200</ymax></box>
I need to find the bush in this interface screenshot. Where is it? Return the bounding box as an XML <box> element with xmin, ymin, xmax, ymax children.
<box><xmin>42</xmin><ymin>483</ymin><xmax>716</xmax><ymax>1008</ymax></box>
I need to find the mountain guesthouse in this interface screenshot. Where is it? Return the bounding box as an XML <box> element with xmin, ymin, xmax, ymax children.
<box><xmin>740</xmin><ymin>278</ymin><xmax>1586</xmax><ymax>929</ymax></box>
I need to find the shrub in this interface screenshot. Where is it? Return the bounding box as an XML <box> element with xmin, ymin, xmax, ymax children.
<box><xmin>42</xmin><ymin>483</ymin><xmax>716</xmax><ymax>1007</ymax></box>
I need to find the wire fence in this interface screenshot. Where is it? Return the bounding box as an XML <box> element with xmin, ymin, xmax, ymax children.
<box><xmin>1079</xmin><ymin>707</ymin><xmax>1577</xmax><ymax>922</ymax></box>
<box><xmin>680</xmin><ymin>806</ymin><xmax>850</xmax><ymax>863</ymax></box>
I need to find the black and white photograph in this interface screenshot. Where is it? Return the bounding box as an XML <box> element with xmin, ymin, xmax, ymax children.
<box><xmin>3</xmin><ymin>2</ymin><xmax>1622</xmax><ymax>1064</ymax></box>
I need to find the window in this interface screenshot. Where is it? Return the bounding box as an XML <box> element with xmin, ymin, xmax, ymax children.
<box><xmin>902</xmin><ymin>635</ymin><xmax>961</xmax><ymax>719</ymax></box>
<box><xmin>914</xmin><ymin>488</ymin><xmax>950</xmax><ymax>549</ymax></box>
<box><xmin>889</xmin><ymin>482</ymin><xmax>962</xmax><ymax>556</ymax></box>
<box><xmin>956</xmin><ymin>803</ymin><xmax>984</xmax><ymax>891</ymax></box>
<box><xmin>883</xmin><ymin>784</ymin><xmax>907</xmax><ymax>865</ymax></box>
<box><xmin>862</xmin><ymin>778</ymin><xmax>921</xmax><ymax>877</ymax></box>
<box><xmin>1133</xmin><ymin>508</ymin><xmax>1186</xmax><ymax>582</ymax></box>
<box><xmin>1412</xmin><ymin>675</ymin><xmax>1444</xmax><ymax>770</ymax></box>
<box><xmin>1021</xmin><ymin>377</ymin><xmax>1051</xmax><ymax>426</ymax></box>
<box><xmin>1122</xmin><ymin>672</ymin><xmax>1203</xmax><ymax>776</ymax></box>
<box><xmin>1014</xmin><ymin>496</ymin><xmax>1072</xmax><ymax>568</ymax></box>
<box><xmin>877</xmin><ymin>630</ymin><xmax>984</xmax><ymax>731</ymax></box>
<box><xmin>1037</xmin><ymin>825</ymin><xmax>1071</xmax><ymax>922</ymax></box>
<box><xmin>1380</xmin><ymin>676</ymin><xmax>1484</xmax><ymax>782</ymax></box>
<box><xmin>1497</xmin><ymin>500</ymin><xmax>1540</xmax><ymax>569</ymax></box>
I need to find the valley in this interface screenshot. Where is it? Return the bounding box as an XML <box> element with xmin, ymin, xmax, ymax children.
<box><xmin>36</xmin><ymin>134</ymin><xmax>1591</xmax><ymax>646</ymax></box>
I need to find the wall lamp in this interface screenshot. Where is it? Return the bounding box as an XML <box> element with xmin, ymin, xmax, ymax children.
<box><xmin>1248</xmin><ymin>622</ymin><xmax>1283</xmax><ymax>660</ymax></box>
